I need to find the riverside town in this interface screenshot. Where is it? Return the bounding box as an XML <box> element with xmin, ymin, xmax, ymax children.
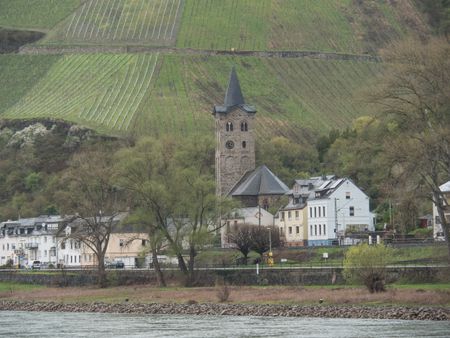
<box><xmin>0</xmin><ymin>0</ymin><xmax>449</xmax><ymax>336</ymax></box>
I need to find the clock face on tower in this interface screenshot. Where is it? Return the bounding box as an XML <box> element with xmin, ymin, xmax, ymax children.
<box><xmin>225</xmin><ymin>140</ymin><xmax>234</xmax><ymax>149</ymax></box>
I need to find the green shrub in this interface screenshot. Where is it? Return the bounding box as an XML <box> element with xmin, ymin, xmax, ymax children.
<box><xmin>343</xmin><ymin>244</ymin><xmax>393</xmax><ymax>293</ymax></box>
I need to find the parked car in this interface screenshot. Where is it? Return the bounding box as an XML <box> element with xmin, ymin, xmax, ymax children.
<box><xmin>31</xmin><ymin>261</ymin><xmax>41</xmax><ymax>270</ymax></box>
<box><xmin>105</xmin><ymin>261</ymin><xmax>125</xmax><ymax>269</ymax></box>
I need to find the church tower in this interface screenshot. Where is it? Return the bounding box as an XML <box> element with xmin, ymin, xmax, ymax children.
<box><xmin>213</xmin><ymin>67</ymin><xmax>256</xmax><ymax>196</ymax></box>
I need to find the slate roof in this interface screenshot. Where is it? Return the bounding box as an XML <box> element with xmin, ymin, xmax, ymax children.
<box><xmin>213</xmin><ymin>67</ymin><xmax>256</xmax><ymax>114</ymax></box>
<box><xmin>440</xmin><ymin>181</ymin><xmax>450</xmax><ymax>192</ymax></box>
<box><xmin>230</xmin><ymin>165</ymin><xmax>289</xmax><ymax>197</ymax></box>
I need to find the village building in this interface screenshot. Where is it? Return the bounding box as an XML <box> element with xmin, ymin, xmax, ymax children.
<box><xmin>278</xmin><ymin>176</ymin><xmax>375</xmax><ymax>246</ymax></box>
<box><xmin>0</xmin><ymin>214</ymin><xmax>149</xmax><ymax>268</ymax></box>
<box><xmin>306</xmin><ymin>177</ymin><xmax>374</xmax><ymax>246</ymax></box>
<box><xmin>433</xmin><ymin>180</ymin><xmax>450</xmax><ymax>240</ymax></box>
<box><xmin>221</xmin><ymin>207</ymin><xmax>275</xmax><ymax>248</ymax></box>
<box><xmin>0</xmin><ymin>215</ymin><xmax>63</xmax><ymax>267</ymax></box>
<box><xmin>214</xmin><ymin>68</ymin><xmax>289</xmax><ymax>248</ymax></box>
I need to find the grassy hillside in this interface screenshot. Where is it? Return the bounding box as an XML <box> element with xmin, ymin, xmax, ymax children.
<box><xmin>0</xmin><ymin>0</ymin><xmax>83</xmax><ymax>31</ymax></box>
<box><xmin>44</xmin><ymin>0</ymin><xmax>184</xmax><ymax>46</ymax></box>
<box><xmin>16</xmin><ymin>0</ymin><xmax>427</xmax><ymax>54</ymax></box>
<box><xmin>175</xmin><ymin>0</ymin><xmax>427</xmax><ymax>53</ymax></box>
<box><xmin>0</xmin><ymin>55</ymin><xmax>61</xmax><ymax>115</ymax></box>
<box><xmin>134</xmin><ymin>54</ymin><xmax>383</xmax><ymax>142</ymax></box>
<box><xmin>1</xmin><ymin>53</ymin><xmax>381</xmax><ymax>140</ymax></box>
<box><xmin>3</xmin><ymin>54</ymin><xmax>159</xmax><ymax>134</ymax></box>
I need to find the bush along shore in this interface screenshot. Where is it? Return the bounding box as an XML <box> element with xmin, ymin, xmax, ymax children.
<box><xmin>1</xmin><ymin>301</ymin><xmax>449</xmax><ymax>321</ymax></box>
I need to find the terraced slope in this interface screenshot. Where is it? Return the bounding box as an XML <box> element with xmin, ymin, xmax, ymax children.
<box><xmin>3</xmin><ymin>54</ymin><xmax>159</xmax><ymax>134</ymax></box>
<box><xmin>176</xmin><ymin>0</ymin><xmax>427</xmax><ymax>53</ymax></box>
<box><xmin>1</xmin><ymin>53</ymin><xmax>382</xmax><ymax>140</ymax></box>
<box><xmin>0</xmin><ymin>55</ymin><xmax>61</xmax><ymax>115</ymax></box>
<box><xmin>133</xmin><ymin>54</ymin><xmax>383</xmax><ymax>142</ymax></box>
<box><xmin>45</xmin><ymin>0</ymin><xmax>184</xmax><ymax>46</ymax></box>
<box><xmin>0</xmin><ymin>0</ymin><xmax>83</xmax><ymax>30</ymax></box>
<box><xmin>13</xmin><ymin>0</ymin><xmax>426</xmax><ymax>53</ymax></box>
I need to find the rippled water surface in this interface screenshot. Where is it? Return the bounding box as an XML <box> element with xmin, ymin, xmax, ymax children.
<box><xmin>1</xmin><ymin>311</ymin><xmax>450</xmax><ymax>337</ymax></box>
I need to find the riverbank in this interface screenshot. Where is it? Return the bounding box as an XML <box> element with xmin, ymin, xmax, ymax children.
<box><xmin>1</xmin><ymin>300</ymin><xmax>449</xmax><ymax>321</ymax></box>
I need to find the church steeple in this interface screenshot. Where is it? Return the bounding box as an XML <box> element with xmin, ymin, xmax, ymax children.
<box><xmin>213</xmin><ymin>67</ymin><xmax>256</xmax><ymax>197</ymax></box>
<box><xmin>213</xmin><ymin>67</ymin><xmax>256</xmax><ymax>115</ymax></box>
<box><xmin>224</xmin><ymin>66</ymin><xmax>245</xmax><ymax>107</ymax></box>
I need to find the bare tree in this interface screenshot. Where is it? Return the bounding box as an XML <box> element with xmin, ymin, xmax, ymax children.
<box><xmin>228</xmin><ymin>224</ymin><xmax>253</xmax><ymax>264</ymax></box>
<box><xmin>250</xmin><ymin>226</ymin><xmax>281</xmax><ymax>257</ymax></box>
<box><xmin>57</xmin><ymin>148</ymin><xmax>125</xmax><ymax>287</ymax></box>
<box><xmin>372</xmin><ymin>38</ymin><xmax>450</xmax><ymax>259</ymax></box>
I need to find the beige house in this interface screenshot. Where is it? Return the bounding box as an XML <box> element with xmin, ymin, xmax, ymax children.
<box><xmin>278</xmin><ymin>207</ymin><xmax>308</xmax><ymax>247</ymax></box>
<box><xmin>58</xmin><ymin>214</ymin><xmax>150</xmax><ymax>268</ymax></box>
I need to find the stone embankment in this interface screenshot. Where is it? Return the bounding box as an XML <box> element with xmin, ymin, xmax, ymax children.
<box><xmin>1</xmin><ymin>301</ymin><xmax>449</xmax><ymax>321</ymax></box>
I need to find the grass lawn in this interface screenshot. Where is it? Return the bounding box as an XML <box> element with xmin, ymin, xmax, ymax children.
<box><xmin>0</xmin><ymin>282</ymin><xmax>44</xmax><ymax>293</ymax></box>
<box><xmin>1</xmin><ymin>282</ymin><xmax>449</xmax><ymax>307</ymax></box>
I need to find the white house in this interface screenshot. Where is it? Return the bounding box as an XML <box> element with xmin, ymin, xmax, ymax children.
<box><xmin>221</xmin><ymin>207</ymin><xmax>274</xmax><ymax>248</ymax></box>
<box><xmin>0</xmin><ymin>215</ymin><xmax>64</xmax><ymax>267</ymax></box>
<box><xmin>306</xmin><ymin>177</ymin><xmax>375</xmax><ymax>246</ymax></box>
<box><xmin>433</xmin><ymin>181</ymin><xmax>450</xmax><ymax>240</ymax></box>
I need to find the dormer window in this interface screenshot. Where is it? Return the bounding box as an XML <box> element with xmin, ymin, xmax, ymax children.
<box><xmin>240</xmin><ymin>121</ymin><xmax>248</xmax><ymax>131</ymax></box>
<box><xmin>226</xmin><ymin>122</ymin><xmax>233</xmax><ymax>132</ymax></box>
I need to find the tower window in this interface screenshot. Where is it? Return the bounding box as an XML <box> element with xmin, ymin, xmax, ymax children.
<box><xmin>242</xmin><ymin>141</ymin><xmax>246</xmax><ymax>148</ymax></box>
<box><xmin>240</xmin><ymin>121</ymin><xmax>248</xmax><ymax>131</ymax></box>
<box><xmin>226</xmin><ymin>122</ymin><xmax>233</xmax><ymax>132</ymax></box>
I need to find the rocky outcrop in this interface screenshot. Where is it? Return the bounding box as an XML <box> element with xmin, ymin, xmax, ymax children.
<box><xmin>0</xmin><ymin>301</ymin><xmax>448</xmax><ymax>321</ymax></box>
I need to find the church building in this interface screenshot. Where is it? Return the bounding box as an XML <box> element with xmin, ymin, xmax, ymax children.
<box><xmin>213</xmin><ymin>67</ymin><xmax>289</xmax><ymax>211</ymax></box>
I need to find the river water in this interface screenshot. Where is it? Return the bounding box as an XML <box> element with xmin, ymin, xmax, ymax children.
<box><xmin>1</xmin><ymin>311</ymin><xmax>449</xmax><ymax>337</ymax></box>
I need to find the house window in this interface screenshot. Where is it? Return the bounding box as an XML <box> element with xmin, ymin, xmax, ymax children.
<box><xmin>79</xmin><ymin>255</ymin><xmax>81</xmax><ymax>264</ymax></box>
<box><xmin>70</xmin><ymin>240</ymin><xmax>73</xmax><ymax>250</ymax></box>
<box><xmin>142</xmin><ymin>239</ymin><xmax>146</xmax><ymax>246</ymax></box>
<box><xmin>314</xmin><ymin>207</ymin><xmax>317</xmax><ymax>218</ymax></box>
<box><xmin>319</xmin><ymin>225</ymin><xmax>322</xmax><ymax>235</ymax></box>
<box><xmin>281</xmin><ymin>212</ymin><xmax>285</xmax><ymax>221</ymax></box>
<box><xmin>226</xmin><ymin>122</ymin><xmax>233</xmax><ymax>132</ymax></box>
<box><xmin>61</xmin><ymin>242</ymin><xmax>65</xmax><ymax>250</ymax></box>
<box><xmin>296</xmin><ymin>226</ymin><xmax>300</xmax><ymax>234</ymax></box>
<box><xmin>288</xmin><ymin>227</ymin><xmax>292</xmax><ymax>235</ymax></box>
<box><xmin>70</xmin><ymin>256</ymin><xmax>73</xmax><ymax>263</ymax></box>
<box><xmin>323</xmin><ymin>225</ymin><xmax>326</xmax><ymax>235</ymax></box>
<box><xmin>288</xmin><ymin>211</ymin><xmax>291</xmax><ymax>220</ymax></box>
<box><xmin>295</xmin><ymin>211</ymin><xmax>299</xmax><ymax>220</ymax></box>
<box><xmin>310</xmin><ymin>225</ymin><xmax>313</xmax><ymax>235</ymax></box>
<box><xmin>241</xmin><ymin>121</ymin><xmax>248</xmax><ymax>131</ymax></box>
<box><xmin>349</xmin><ymin>206</ymin><xmax>355</xmax><ymax>216</ymax></box>
<box><xmin>318</xmin><ymin>207</ymin><xmax>321</xmax><ymax>217</ymax></box>
<box><xmin>309</xmin><ymin>207</ymin><xmax>312</xmax><ymax>218</ymax></box>
<box><xmin>323</xmin><ymin>206</ymin><xmax>326</xmax><ymax>217</ymax></box>
<box><xmin>346</xmin><ymin>192</ymin><xmax>351</xmax><ymax>199</ymax></box>
<box><xmin>242</xmin><ymin>141</ymin><xmax>246</xmax><ymax>148</ymax></box>
<box><xmin>119</xmin><ymin>239</ymin><xmax>124</xmax><ymax>247</ymax></box>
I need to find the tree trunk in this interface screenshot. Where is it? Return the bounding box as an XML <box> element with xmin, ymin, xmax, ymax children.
<box><xmin>151</xmin><ymin>245</ymin><xmax>166</xmax><ymax>287</ymax></box>
<box><xmin>97</xmin><ymin>254</ymin><xmax>107</xmax><ymax>288</ymax></box>
<box><xmin>176</xmin><ymin>252</ymin><xmax>189</xmax><ymax>276</ymax></box>
<box><xmin>188</xmin><ymin>245</ymin><xmax>196</xmax><ymax>286</ymax></box>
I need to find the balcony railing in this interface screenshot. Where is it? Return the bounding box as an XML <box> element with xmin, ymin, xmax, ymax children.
<box><xmin>25</xmin><ymin>243</ymin><xmax>38</xmax><ymax>249</ymax></box>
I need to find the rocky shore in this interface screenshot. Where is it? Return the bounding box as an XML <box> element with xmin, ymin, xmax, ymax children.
<box><xmin>1</xmin><ymin>301</ymin><xmax>449</xmax><ymax>321</ymax></box>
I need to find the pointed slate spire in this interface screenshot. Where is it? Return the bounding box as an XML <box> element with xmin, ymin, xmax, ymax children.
<box><xmin>224</xmin><ymin>66</ymin><xmax>245</xmax><ymax>107</ymax></box>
